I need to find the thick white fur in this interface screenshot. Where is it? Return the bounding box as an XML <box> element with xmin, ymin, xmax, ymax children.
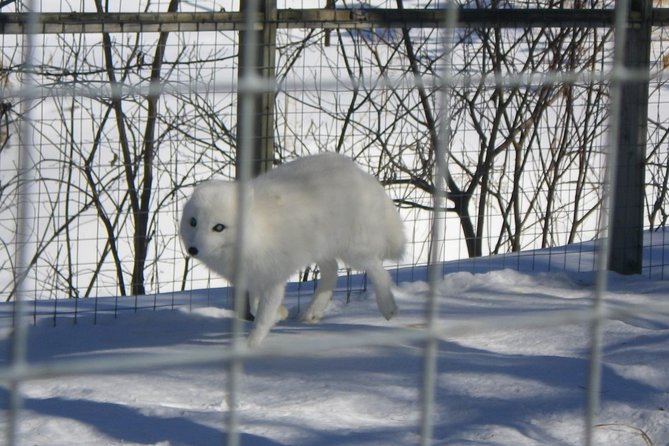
<box><xmin>180</xmin><ymin>153</ymin><xmax>405</xmax><ymax>347</ymax></box>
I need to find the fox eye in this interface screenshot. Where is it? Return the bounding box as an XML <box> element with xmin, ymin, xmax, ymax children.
<box><xmin>190</xmin><ymin>217</ymin><xmax>197</xmax><ymax>228</ymax></box>
<box><xmin>212</xmin><ymin>223</ymin><xmax>226</xmax><ymax>233</ymax></box>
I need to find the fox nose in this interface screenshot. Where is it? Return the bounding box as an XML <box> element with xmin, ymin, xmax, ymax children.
<box><xmin>188</xmin><ymin>247</ymin><xmax>199</xmax><ymax>256</ymax></box>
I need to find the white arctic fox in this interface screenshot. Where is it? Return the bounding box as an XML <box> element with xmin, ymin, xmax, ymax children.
<box><xmin>180</xmin><ymin>152</ymin><xmax>406</xmax><ymax>347</ymax></box>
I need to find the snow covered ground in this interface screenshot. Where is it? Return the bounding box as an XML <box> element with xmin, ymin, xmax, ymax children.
<box><xmin>1</xmin><ymin>241</ymin><xmax>669</xmax><ymax>445</ymax></box>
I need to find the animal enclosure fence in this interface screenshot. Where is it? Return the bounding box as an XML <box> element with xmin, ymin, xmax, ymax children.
<box><xmin>1</xmin><ymin>0</ymin><xmax>669</xmax><ymax>445</ymax></box>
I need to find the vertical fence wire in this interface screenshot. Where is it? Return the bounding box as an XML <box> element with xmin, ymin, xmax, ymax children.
<box><xmin>227</xmin><ymin>0</ymin><xmax>265</xmax><ymax>444</ymax></box>
<box><xmin>7</xmin><ymin>1</ymin><xmax>38</xmax><ymax>445</ymax></box>
<box><xmin>418</xmin><ymin>3</ymin><xmax>458</xmax><ymax>445</ymax></box>
<box><xmin>584</xmin><ymin>1</ymin><xmax>630</xmax><ymax>445</ymax></box>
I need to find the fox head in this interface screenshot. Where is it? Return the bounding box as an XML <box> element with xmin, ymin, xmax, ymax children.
<box><xmin>180</xmin><ymin>181</ymin><xmax>240</xmax><ymax>277</ymax></box>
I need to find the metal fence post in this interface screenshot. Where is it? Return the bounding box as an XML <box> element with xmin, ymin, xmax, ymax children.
<box><xmin>609</xmin><ymin>0</ymin><xmax>651</xmax><ymax>275</ymax></box>
<box><xmin>237</xmin><ymin>0</ymin><xmax>276</xmax><ymax>177</ymax></box>
<box><xmin>236</xmin><ymin>0</ymin><xmax>277</xmax><ymax>320</ymax></box>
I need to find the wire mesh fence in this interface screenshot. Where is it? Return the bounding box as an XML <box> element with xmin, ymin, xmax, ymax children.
<box><xmin>1</xmin><ymin>0</ymin><xmax>669</xmax><ymax>445</ymax></box>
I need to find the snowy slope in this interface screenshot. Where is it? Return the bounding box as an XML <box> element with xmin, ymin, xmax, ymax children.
<box><xmin>1</xmin><ymin>249</ymin><xmax>669</xmax><ymax>445</ymax></box>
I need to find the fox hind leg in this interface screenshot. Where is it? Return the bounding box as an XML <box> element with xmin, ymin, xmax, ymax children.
<box><xmin>366</xmin><ymin>260</ymin><xmax>398</xmax><ymax>320</ymax></box>
<box><xmin>301</xmin><ymin>259</ymin><xmax>338</xmax><ymax>323</ymax></box>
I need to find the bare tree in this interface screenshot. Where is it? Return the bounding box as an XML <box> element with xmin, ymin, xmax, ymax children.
<box><xmin>275</xmin><ymin>0</ymin><xmax>613</xmax><ymax>262</ymax></box>
<box><xmin>0</xmin><ymin>2</ymin><xmax>239</xmax><ymax>301</ymax></box>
